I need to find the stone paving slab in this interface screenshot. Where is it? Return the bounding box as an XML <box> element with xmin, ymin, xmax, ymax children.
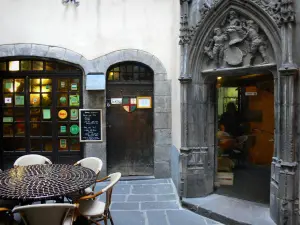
<box><xmin>182</xmin><ymin>194</ymin><xmax>275</xmax><ymax>225</ymax></box>
<box><xmin>94</xmin><ymin>178</ymin><xmax>222</xmax><ymax>225</ymax></box>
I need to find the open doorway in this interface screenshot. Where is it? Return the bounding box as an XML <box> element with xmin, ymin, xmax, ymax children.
<box><xmin>215</xmin><ymin>73</ymin><xmax>274</xmax><ymax>205</ymax></box>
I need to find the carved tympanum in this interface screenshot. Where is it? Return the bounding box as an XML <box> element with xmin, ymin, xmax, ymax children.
<box><xmin>197</xmin><ymin>0</ymin><xmax>295</xmax><ymax>28</ymax></box>
<box><xmin>204</xmin><ymin>10</ymin><xmax>269</xmax><ymax>68</ymax></box>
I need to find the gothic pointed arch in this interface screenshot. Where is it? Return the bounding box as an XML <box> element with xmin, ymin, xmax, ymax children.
<box><xmin>189</xmin><ymin>0</ymin><xmax>281</xmax><ymax>75</ymax></box>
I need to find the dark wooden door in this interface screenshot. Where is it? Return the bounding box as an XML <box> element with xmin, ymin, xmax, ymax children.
<box><xmin>106</xmin><ymin>84</ymin><xmax>154</xmax><ymax>176</ymax></box>
<box><xmin>106</xmin><ymin>62</ymin><xmax>154</xmax><ymax>176</ymax></box>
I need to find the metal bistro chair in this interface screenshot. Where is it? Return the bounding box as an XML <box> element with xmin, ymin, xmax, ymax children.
<box><xmin>0</xmin><ymin>169</ymin><xmax>19</xmax><ymax>224</ymax></box>
<box><xmin>76</xmin><ymin>172</ymin><xmax>121</xmax><ymax>225</ymax></box>
<box><xmin>14</xmin><ymin>154</ymin><xmax>52</xmax><ymax>167</ymax></box>
<box><xmin>74</xmin><ymin>157</ymin><xmax>103</xmax><ymax>196</ymax></box>
<box><xmin>0</xmin><ymin>205</ymin><xmax>18</xmax><ymax>225</ymax></box>
<box><xmin>12</xmin><ymin>203</ymin><xmax>78</xmax><ymax>225</ymax></box>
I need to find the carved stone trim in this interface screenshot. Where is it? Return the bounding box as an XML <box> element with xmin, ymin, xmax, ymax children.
<box><xmin>201</xmin><ymin>10</ymin><xmax>272</xmax><ymax>69</ymax></box>
<box><xmin>194</xmin><ymin>0</ymin><xmax>295</xmax><ymax>38</ymax></box>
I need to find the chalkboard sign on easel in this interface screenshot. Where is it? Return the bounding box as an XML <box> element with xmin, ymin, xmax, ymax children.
<box><xmin>79</xmin><ymin>109</ymin><xmax>102</xmax><ymax>142</ymax></box>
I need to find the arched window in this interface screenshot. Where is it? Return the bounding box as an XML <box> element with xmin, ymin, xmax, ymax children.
<box><xmin>107</xmin><ymin>62</ymin><xmax>153</xmax><ymax>82</ymax></box>
<box><xmin>0</xmin><ymin>59</ymin><xmax>80</xmax><ymax>72</ymax></box>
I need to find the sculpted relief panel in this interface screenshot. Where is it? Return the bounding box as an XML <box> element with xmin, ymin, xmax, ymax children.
<box><xmin>203</xmin><ymin>10</ymin><xmax>274</xmax><ymax>69</ymax></box>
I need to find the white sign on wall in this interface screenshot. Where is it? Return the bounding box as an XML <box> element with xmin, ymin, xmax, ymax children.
<box><xmin>137</xmin><ymin>97</ymin><xmax>152</xmax><ymax>108</ymax></box>
<box><xmin>111</xmin><ymin>98</ymin><xmax>122</xmax><ymax>104</ymax></box>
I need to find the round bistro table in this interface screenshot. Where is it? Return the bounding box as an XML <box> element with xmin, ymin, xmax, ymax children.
<box><xmin>0</xmin><ymin>164</ymin><xmax>96</xmax><ymax>202</ymax></box>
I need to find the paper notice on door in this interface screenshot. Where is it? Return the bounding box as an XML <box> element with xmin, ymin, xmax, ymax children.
<box><xmin>43</xmin><ymin>109</ymin><xmax>51</xmax><ymax>119</ymax></box>
<box><xmin>111</xmin><ymin>98</ymin><xmax>122</xmax><ymax>104</ymax></box>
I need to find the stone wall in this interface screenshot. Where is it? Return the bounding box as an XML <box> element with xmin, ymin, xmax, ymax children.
<box><xmin>0</xmin><ymin>44</ymin><xmax>172</xmax><ymax>178</ymax></box>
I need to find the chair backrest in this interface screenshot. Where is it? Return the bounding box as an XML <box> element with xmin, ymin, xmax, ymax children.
<box><xmin>101</xmin><ymin>172</ymin><xmax>121</xmax><ymax>210</ymax></box>
<box><xmin>75</xmin><ymin>157</ymin><xmax>103</xmax><ymax>191</ymax></box>
<box><xmin>12</xmin><ymin>203</ymin><xmax>76</xmax><ymax>225</ymax></box>
<box><xmin>74</xmin><ymin>157</ymin><xmax>103</xmax><ymax>175</ymax></box>
<box><xmin>14</xmin><ymin>154</ymin><xmax>52</xmax><ymax>167</ymax></box>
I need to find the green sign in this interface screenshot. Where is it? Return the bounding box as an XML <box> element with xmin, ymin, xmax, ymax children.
<box><xmin>15</xmin><ymin>95</ymin><xmax>24</xmax><ymax>106</ymax></box>
<box><xmin>5</xmin><ymin>82</ymin><xmax>12</xmax><ymax>90</ymax></box>
<box><xmin>71</xmin><ymin>83</ymin><xmax>77</xmax><ymax>91</ymax></box>
<box><xmin>60</xmin><ymin>139</ymin><xmax>67</xmax><ymax>148</ymax></box>
<box><xmin>3</xmin><ymin>117</ymin><xmax>13</xmax><ymax>122</ymax></box>
<box><xmin>70</xmin><ymin>124</ymin><xmax>79</xmax><ymax>135</ymax></box>
<box><xmin>43</xmin><ymin>109</ymin><xmax>51</xmax><ymax>119</ymax></box>
<box><xmin>60</xmin><ymin>96</ymin><xmax>67</xmax><ymax>105</ymax></box>
<box><xmin>70</xmin><ymin>109</ymin><xmax>78</xmax><ymax>120</ymax></box>
<box><xmin>69</xmin><ymin>95</ymin><xmax>80</xmax><ymax>107</ymax></box>
<box><xmin>60</xmin><ymin>125</ymin><xmax>66</xmax><ymax>133</ymax></box>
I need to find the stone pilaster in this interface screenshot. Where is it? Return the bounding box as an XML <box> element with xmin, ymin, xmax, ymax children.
<box><xmin>179</xmin><ymin>147</ymin><xmax>210</xmax><ymax>197</ymax></box>
<box><xmin>273</xmin><ymin>67</ymin><xmax>299</xmax><ymax>225</ymax></box>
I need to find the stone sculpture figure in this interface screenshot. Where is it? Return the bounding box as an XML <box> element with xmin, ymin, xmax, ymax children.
<box><xmin>225</xmin><ymin>10</ymin><xmax>247</xmax><ymax>46</ymax></box>
<box><xmin>245</xmin><ymin>20</ymin><xmax>268</xmax><ymax>65</ymax></box>
<box><xmin>204</xmin><ymin>28</ymin><xmax>228</xmax><ymax>68</ymax></box>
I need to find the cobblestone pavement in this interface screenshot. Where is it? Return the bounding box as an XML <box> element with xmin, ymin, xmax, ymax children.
<box><xmin>95</xmin><ymin>178</ymin><xmax>222</xmax><ymax>225</ymax></box>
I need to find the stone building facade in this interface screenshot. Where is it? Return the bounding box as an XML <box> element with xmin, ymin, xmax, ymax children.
<box><xmin>177</xmin><ymin>0</ymin><xmax>300</xmax><ymax>224</ymax></box>
<box><xmin>0</xmin><ymin>0</ymin><xmax>180</xmax><ymax>178</ymax></box>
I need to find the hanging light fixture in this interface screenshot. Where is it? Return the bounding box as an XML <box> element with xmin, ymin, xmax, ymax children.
<box><xmin>62</xmin><ymin>0</ymin><xmax>79</xmax><ymax>7</ymax></box>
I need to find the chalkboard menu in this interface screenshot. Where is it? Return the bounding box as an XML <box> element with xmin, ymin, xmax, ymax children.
<box><xmin>79</xmin><ymin>109</ymin><xmax>102</xmax><ymax>142</ymax></box>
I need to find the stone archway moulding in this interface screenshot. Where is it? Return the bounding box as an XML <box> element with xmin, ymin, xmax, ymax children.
<box><xmin>0</xmin><ymin>44</ymin><xmax>172</xmax><ymax>178</ymax></box>
<box><xmin>93</xmin><ymin>49</ymin><xmax>172</xmax><ymax>178</ymax></box>
<box><xmin>0</xmin><ymin>44</ymin><xmax>168</xmax><ymax>78</ymax></box>
<box><xmin>0</xmin><ymin>43</ymin><xmax>92</xmax><ymax>73</ymax></box>
<box><xmin>188</xmin><ymin>0</ymin><xmax>282</xmax><ymax>75</ymax></box>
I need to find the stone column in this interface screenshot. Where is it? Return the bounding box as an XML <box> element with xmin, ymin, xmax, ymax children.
<box><xmin>276</xmin><ymin>68</ymin><xmax>298</xmax><ymax>225</ymax></box>
<box><xmin>179</xmin><ymin>0</ymin><xmax>194</xmax><ymax>198</ymax></box>
<box><xmin>270</xmin><ymin>1</ymin><xmax>299</xmax><ymax>224</ymax></box>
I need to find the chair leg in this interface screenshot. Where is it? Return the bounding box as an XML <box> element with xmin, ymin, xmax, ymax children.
<box><xmin>108</xmin><ymin>209</ymin><xmax>114</xmax><ymax>225</ymax></box>
<box><xmin>103</xmin><ymin>217</ymin><xmax>108</xmax><ymax>225</ymax></box>
<box><xmin>89</xmin><ymin>218</ymin><xmax>102</xmax><ymax>225</ymax></box>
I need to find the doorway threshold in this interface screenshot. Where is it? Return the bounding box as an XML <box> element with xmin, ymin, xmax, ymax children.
<box><xmin>182</xmin><ymin>194</ymin><xmax>275</xmax><ymax>225</ymax></box>
<box><xmin>120</xmin><ymin>175</ymin><xmax>155</xmax><ymax>181</ymax></box>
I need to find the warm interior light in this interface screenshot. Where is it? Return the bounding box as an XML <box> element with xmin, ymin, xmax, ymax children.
<box><xmin>217</xmin><ymin>77</ymin><xmax>222</xmax><ymax>80</ymax></box>
<box><xmin>9</xmin><ymin>61</ymin><xmax>20</xmax><ymax>71</ymax></box>
<box><xmin>14</xmin><ymin>81</ymin><xmax>20</xmax><ymax>92</ymax></box>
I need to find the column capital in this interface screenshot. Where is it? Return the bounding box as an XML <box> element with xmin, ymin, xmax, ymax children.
<box><xmin>178</xmin><ymin>75</ymin><xmax>192</xmax><ymax>83</ymax></box>
<box><xmin>279</xmin><ymin>64</ymin><xmax>298</xmax><ymax>76</ymax></box>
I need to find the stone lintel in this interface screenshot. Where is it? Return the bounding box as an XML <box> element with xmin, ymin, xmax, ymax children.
<box><xmin>201</xmin><ymin>63</ymin><xmax>277</xmax><ymax>76</ymax></box>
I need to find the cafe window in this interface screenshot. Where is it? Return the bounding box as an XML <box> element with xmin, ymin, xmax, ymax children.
<box><xmin>0</xmin><ymin>58</ymin><xmax>82</xmax><ymax>164</ymax></box>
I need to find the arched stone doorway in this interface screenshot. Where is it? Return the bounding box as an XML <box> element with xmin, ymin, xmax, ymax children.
<box><xmin>179</xmin><ymin>0</ymin><xmax>297</xmax><ymax>224</ymax></box>
<box><xmin>106</xmin><ymin>61</ymin><xmax>154</xmax><ymax>176</ymax></box>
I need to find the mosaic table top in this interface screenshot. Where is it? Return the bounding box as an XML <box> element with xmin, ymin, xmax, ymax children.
<box><xmin>0</xmin><ymin>164</ymin><xmax>96</xmax><ymax>201</ymax></box>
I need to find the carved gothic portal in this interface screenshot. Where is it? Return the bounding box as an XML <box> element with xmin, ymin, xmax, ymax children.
<box><xmin>203</xmin><ymin>10</ymin><xmax>275</xmax><ymax>69</ymax></box>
